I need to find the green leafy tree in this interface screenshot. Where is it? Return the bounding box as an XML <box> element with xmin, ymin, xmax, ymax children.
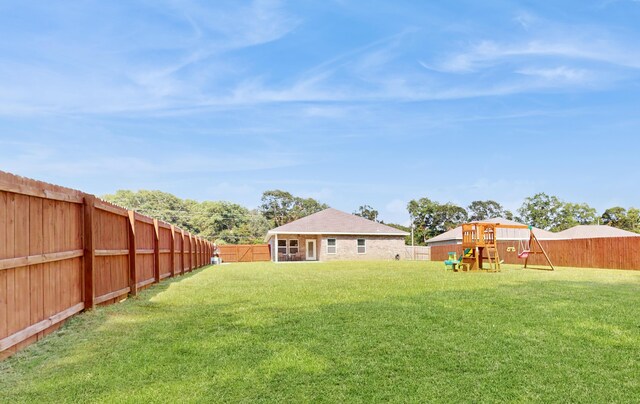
<box><xmin>260</xmin><ymin>190</ymin><xmax>297</xmax><ymax>227</ymax></box>
<box><xmin>517</xmin><ymin>193</ymin><xmax>564</xmax><ymax>230</ymax></box>
<box><xmin>260</xmin><ymin>190</ymin><xmax>328</xmax><ymax>227</ymax></box>
<box><xmin>601</xmin><ymin>207</ymin><xmax>628</xmax><ymax>228</ymax></box>
<box><xmin>293</xmin><ymin>197</ymin><xmax>330</xmax><ymax>220</ymax></box>
<box><xmin>467</xmin><ymin>200</ymin><xmax>508</xmax><ymax>221</ymax></box>
<box><xmin>353</xmin><ymin>205</ymin><xmax>379</xmax><ymax>222</ymax></box>
<box><xmin>102</xmin><ymin>190</ymin><xmax>261</xmax><ymax>242</ymax></box>
<box><xmin>555</xmin><ymin>202</ymin><xmax>598</xmax><ymax>231</ymax></box>
<box><xmin>602</xmin><ymin>206</ymin><xmax>640</xmax><ymax>233</ymax></box>
<box><xmin>190</xmin><ymin>201</ymin><xmax>250</xmax><ymax>240</ymax></box>
<box><xmin>626</xmin><ymin>208</ymin><xmax>640</xmax><ymax>233</ymax></box>
<box><xmin>408</xmin><ymin>197</ymin><xmax>468</xmax><ymax>242</ymax></box>
<box><xmin>232</xmin><ymin>210</ymin><xmax>272</xmax><ymax>244</ymax></box>
<box><xmin>102</xmin><ymin>189</ymin><xmax>193</xmax><ymax>231</ymax></box>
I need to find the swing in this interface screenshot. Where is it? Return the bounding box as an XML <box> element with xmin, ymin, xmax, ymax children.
<box><xmin>517</xmin><ymin>239</ymin><xmax>530</xmax><ymax>259</ymax></box>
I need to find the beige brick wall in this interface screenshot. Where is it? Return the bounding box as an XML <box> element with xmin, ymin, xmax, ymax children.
<box><xmin>269</xmin><ymin>234</ymin><xmax>407</xmax><ymax>261</ymax></box>
<box><xmin>271</xmin><ymin>234</ymin><xmax>320</xmax><ymax>261</ymax></box>
<box><xmin>318</xmin><ymin>235</ymin><xmax>406</xmax><ymax>261</ymax></box>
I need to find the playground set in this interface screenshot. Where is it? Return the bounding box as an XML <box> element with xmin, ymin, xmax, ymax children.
<box><xmin>444</xmin><ymin>222</ymin><xmax>555</xmax><ymax>272</ymax></box>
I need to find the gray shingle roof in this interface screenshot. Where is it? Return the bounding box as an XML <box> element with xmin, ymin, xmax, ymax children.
<box><xmin>554</xmin><ymin>225</ymin><xmax>640</xmax><ymax>239</ymax></box>
<box><xmin>266</xmin><ymin>208</ymin><xmax>409</xmax><ymax>238</ymax></box>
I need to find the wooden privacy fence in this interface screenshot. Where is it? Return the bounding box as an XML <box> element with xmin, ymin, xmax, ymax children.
<box><xmin>403</xmin><ymin>246</ymin><xmax>430</xmax><ymax>261</ymax></box>
<box><xmin>218</xmin><ymin>244</ymin><xmax>271</xmax><ymax>263</ymax></box>
<box><xmin>0</xmin><ymin>171</ymin><xmax>214</xmax><ymax>358</ymax></box>
<box><xmin>430</xmin><ymin>237</ymin><xmax>640</xmax><ymax>270</ymax></box>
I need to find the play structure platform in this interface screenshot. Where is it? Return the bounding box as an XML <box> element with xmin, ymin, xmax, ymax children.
<box><xmin>444</xmin><ymin>221</ymin><xmax>555</xmax><ymax>272</ymax></box>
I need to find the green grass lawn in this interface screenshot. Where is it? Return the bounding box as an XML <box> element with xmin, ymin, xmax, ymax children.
<box><xmin>1</xmin><ymin>261</ymin><xmax>639</xmax><ymax>403</ymax></box>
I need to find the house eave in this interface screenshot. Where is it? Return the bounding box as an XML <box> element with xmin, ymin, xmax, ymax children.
<box><xmin>265</xmin><ymin>230</ymin><xmax>409</xmax><ymax>242</ymax></box>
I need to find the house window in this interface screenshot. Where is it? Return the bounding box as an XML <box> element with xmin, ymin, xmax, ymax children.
<box><xmin>277</xmin><ymin>239</ymin><xmax>287</xmax><ymax>255</ymax></box>
<box><xmin>327</xmin><ymin>238</ymin><xmax>337</xmax><ymax>254</ymax></box>
<box><xmin>289</xmin><ymin>239</ymin><xmax>299</xmax><ymax>254</ymax></box>
<box><xmin>357</xmin><ymin>239</ymin><xmax>366</xmax><ymax>254</ymax></box>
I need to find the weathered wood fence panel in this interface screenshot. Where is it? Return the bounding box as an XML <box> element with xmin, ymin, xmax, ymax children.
<box><xmin>218</xmin><ymin>244</ymin><xmax>271</xmax><ymax>263</ymax></box>
<box><xmin>0</xmin><ymin>170</ymin><xmax>214</xmax><ymax>359</ymax></box>
<box><xmin>430</xmin><ymin>237</ymin><xmax>640</xmax><ymax>270</ymax></box>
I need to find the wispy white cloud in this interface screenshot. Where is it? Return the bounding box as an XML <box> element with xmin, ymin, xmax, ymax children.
<box><xmin>516</xmin><ymin>66</ymin><xmax>590</xmax><ymax>82</ymax></box>
<box><xmin>0</xmin><ymin>0</ymin><xmax>300</xmax><ymax>116</ymax></box>
<box><xmin>432</xmin><ymin>36</ymin><xmax>640</xmax><ymax>74</ymax></box>
<box><xmin>1</xmin><ymin>1</ymin><xmax>639</xmax><ymax>119</ymax></box>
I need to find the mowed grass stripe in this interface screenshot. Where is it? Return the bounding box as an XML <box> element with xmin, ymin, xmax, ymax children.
<box><xmin>1</xmin><ymin>261</ymin><xmax>639</xmax><ymax>403</ymax></box>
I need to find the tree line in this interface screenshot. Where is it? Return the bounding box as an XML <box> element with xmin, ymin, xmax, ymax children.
<box><xmin>101</xmin><ymin>189</ymin><xmax>329</xmax><ymax>244</ymax></box>
<box><xmin>102</xmin><ymin>190</ymin><xmax>639</xmax><ymax>245</ymax></box>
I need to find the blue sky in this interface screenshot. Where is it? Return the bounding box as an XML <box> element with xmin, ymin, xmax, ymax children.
<box><xmin>1</xmin><ymin>0</ymin><xmax>639</xmax><ymax>224</ymax></box>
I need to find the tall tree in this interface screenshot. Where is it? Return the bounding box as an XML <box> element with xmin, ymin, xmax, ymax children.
<box><xmin>555</xmin><ymin>202</ymin><xmax>598</xmax><ymax>231</ymax></box>
<box><xmin>259</xmin><ymin>190</ymin><xmax>297</xmax><ymax>227</ymax></box>
<box><xmin>353</xmin><ymin>205</ymin><xmax>379</xmax><ymax>222</ymax></box>
<box><xmin>626</xmin><ymin>208</ymin><xmax>640</xmax><ymax>233</ymax></box>
<box><xmin>293</xmin><ymin>197</ymin><xmax>330</xmax><ymax>220</ymax></box>
<box><xmin>408</xmin><ymin>197</ymin><xmax>468</xmax><ymax>242</ymax></box>
<box><xmin>601</xmin><ymin>207</ymin><xmax>628</xmax><ymax>228</ymax></box>
<box><xmin>467</xmin><ymin>200</ymin><xmax>508</xmax><ymax>221</ymax></box>
<box><xmin>602</xmin><ymin>206</ymin><xmax>640</xmax><ymax>233</ymax></box>
<box><xmin>259</xmin><ymin>190</ymin><xmax>328</xmax><ymax>227</ymax></box>
<box><xmin>517</xmin><ymin>193</ymin><xmax>564</xmax><ymax>230</ymax></box>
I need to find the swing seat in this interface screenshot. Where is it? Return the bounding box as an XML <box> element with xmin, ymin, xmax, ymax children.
<box><xmin>518</xmin><ymin>250</ymin><xmax>530</xmax><ymax>259</ymax></box>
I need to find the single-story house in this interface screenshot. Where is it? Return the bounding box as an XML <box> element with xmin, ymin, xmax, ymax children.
<box><xmin>425</xmin><ymin>217</ymin><xmax>556</xmax><ymax>247</ymax></box>
<box><xmin>265</xmin><ymin>208</ymin><xmax>409</xmax><ymax>262</ymax></box>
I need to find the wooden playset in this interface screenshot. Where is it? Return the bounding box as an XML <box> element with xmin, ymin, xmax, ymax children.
<box><xmin>444</xmin><ymin>222</ymin><xmax>554</xmax><ymax>272</ymax></box>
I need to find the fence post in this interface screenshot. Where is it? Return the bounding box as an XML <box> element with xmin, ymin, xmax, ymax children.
<box><xmin>170</xmin><ymin>225</ymin><xmax>176</xmax><ymax>277</ymax></box>
<box><xmin>196</xmin><ymin>238</ymin><xmax>199</xmax><ymax>268</ymax></box>
<box><xmin>153</xmin><ymin>219</ymin><xmax>160</xmax><ymax>284</ymax></box>
<box><xmin>193</xmin><ymin>235</ymin><xmax>197</xmax><ymax>269</ymax></box>
<box><xmin>180</xmin><ymin>229</ymin><xmax>185</xmax><ymax>275</ymax></box>
<box><xmin>83</xmin><ymin>194</ymin><xmax>96</xmax><ymax>310</ymax></box>
<box><xmin>128</xmin><ymin>210</ymin><xmax>138</xmax><ymax>296</ymax></box>
<box><xmin>188</xmin><ymin>234</ymin><xmax>193</xmax><ymax>272</ymax></box>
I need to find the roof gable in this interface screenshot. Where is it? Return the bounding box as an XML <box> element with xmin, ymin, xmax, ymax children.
<box><xmin>267</xmin><ymin>208</ymin><xmax>408</xmax><ymax>236</ymax></box>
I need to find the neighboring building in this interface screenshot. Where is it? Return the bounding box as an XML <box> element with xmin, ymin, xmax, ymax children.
<box><xmin>424</xmin><ymin>217</ymin><xmax>556</xmax><ymax>247</ymax></box>
<box><xmin>265</xmin><ymin>208</ymin><xmax>409</xmax><ymax>262</ymax></box>
<box><xmin>553</xmin><ymin>225</ymin><xmax>640</xmax><ymax>239</ymax></box>
<box><xmin>426</xmin><ymin>220</ymin><xmax>640</xmax><ymax>247</ymax></box>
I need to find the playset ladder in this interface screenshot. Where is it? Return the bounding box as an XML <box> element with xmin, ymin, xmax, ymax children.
<box><xmin>485</xmin><ymin>246</ymin><xmax>500</xmax><ymax>272</ymax></box>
